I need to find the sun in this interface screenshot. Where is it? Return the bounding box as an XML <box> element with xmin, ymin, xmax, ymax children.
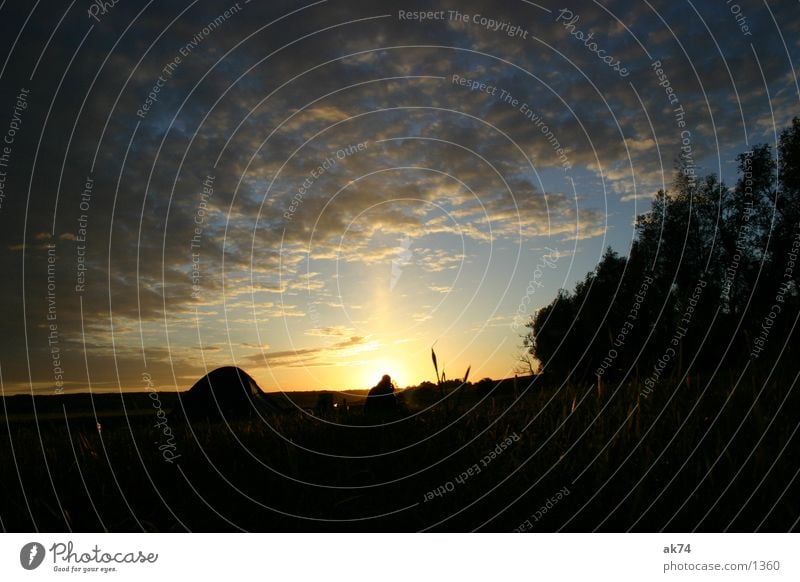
<box><xmin>359</xmin><ymin>358</ymin><xmax>400</xmax><ymax>390</ymax></box>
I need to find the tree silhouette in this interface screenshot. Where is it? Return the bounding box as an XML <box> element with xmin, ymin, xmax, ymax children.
<box><xmin>523</xmin><ymin>117</ymin><xmax>800</xmax><ymax>383</ymax></box>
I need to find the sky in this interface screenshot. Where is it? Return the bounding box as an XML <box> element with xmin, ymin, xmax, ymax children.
<box><xmin>0</xmin><ymin>0</ymin><xmax>798</xmax><ymax>395</ymax></box>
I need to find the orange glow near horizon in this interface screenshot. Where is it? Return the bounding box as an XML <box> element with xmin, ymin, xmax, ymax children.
<box><xmin>357</xmin><ymin>357</ymin><xmax>404</xmax><ymax>390</ymax></box>
<box><xmin>242</xmin><ymin>332</ymin><xmax>510</xmax><ymax>393</ymax></box>
<box><xmin>251</xmin><ymin>349</ymin><xmax>433</xmax><ymax>392</ymax></box>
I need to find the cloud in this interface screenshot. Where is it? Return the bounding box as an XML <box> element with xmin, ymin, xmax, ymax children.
<box><xmin>241</xmin><ymin>334</ymin><xmax>374</xmax><ymax>369</ymax></box>
<box><xmin>305</xmin><ymin>325</ymin><xmax>356</xmax><ymax>337</ymax></box>
<box><xmin>0</xmin><ymin>0</ymin><xmax>796</xmax><ymax>392</ymax></box>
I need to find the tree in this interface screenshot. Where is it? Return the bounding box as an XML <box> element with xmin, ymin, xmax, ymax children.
<box><xmin>521</xmin><ymin>116</ymin><xmax>800</xmax><ymax>383</ymax></box>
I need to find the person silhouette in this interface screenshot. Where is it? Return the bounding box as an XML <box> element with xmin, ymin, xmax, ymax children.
<box><xmin>364</xmin><ymin>374</ymin><xmax>397</xmax><ymax>415</ymax></box>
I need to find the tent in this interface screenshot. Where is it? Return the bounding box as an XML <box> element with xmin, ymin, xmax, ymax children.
<box><xmin>176</xmin><ymin>366</ymin><xmax>281</xmax><ymax>421</ymax></box>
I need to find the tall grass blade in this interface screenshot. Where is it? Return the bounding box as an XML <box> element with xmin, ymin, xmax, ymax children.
<box><xmin>431</xmin><ymin>345</ymin><xmax>440</xmax><ymax>384</ymax></box>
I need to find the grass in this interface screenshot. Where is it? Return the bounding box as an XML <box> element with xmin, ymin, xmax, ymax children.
<box><xmin>0</xmin><ymin>369</ymin><xmax>797</xmax><ymax>532</ymax></box>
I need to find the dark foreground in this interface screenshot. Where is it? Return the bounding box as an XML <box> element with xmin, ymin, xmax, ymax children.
<box><xmin>1</xmin><ymin>373</ymin><xmax>798</xmax><ymax>532</ymax></box>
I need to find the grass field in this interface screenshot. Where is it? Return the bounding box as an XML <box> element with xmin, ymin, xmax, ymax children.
<box><xmin>1</xmin><ymin>372</ymin><xmax>797</xmax><ymax>532</ymax></box>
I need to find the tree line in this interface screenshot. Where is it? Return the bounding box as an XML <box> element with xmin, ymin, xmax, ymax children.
<box><xmin>524</xmin><ymin>117</ymin><xmax>800</xmax><ymax>385</ymax></box>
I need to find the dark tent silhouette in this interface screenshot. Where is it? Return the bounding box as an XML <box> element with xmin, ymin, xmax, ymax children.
<box><xmin>176</xmin><ymin>366</ymin><xmax>279</xmax><ymax>421</ymax></box>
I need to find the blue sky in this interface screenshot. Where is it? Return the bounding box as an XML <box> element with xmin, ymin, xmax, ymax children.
<box><xmin>0</xmin><ymin>0</ymin><xmax>797</xmax><ymax>393</ymax></box>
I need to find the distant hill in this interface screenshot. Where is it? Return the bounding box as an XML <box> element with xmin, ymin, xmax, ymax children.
<box><xmin>1</xmin><ymin>376</ymin><xmax>539</xmax><ymax>424</ymax></box>
<box><xmin>0</xmin><ymin>388</ymin><xmax>373</xmax><ymax>423</ymax></box>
